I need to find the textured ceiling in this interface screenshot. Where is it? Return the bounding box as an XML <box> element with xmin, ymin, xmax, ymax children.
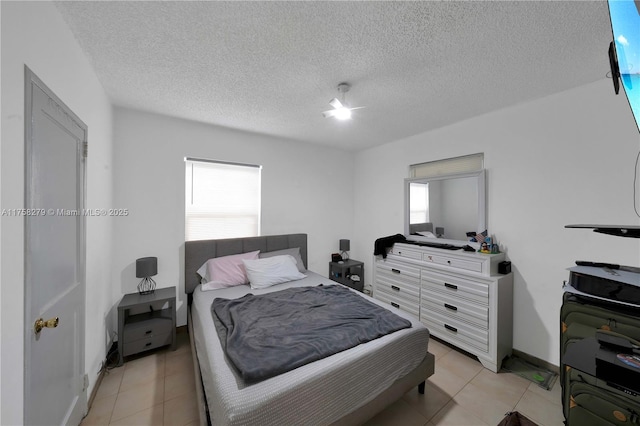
<box><xmin>54</xmin><ymin>1</ymin><xmax>614</xmax><ymax>151</ymax></box>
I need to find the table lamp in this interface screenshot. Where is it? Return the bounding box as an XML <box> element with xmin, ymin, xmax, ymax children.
<box><xmin>340</xmin><ymin>239</ymin><xmax>350</xmax><ymax>261</ymax></box>
<box><xmin>136</xmin><ymin>256</ymin><xmax>157</xmax><ymax>295</ymax></box>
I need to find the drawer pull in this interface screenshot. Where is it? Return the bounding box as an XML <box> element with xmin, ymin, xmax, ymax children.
<box><xmin>444</xmin><ymin>303</ymin><xmax>458</xmax><ymax>311</ymax></box>
<box><xmin>391</xmin><ymin>268</ymin><xmax>401</xmax><ymax>274</ymax></box>
<box><xmin>145</xmin><ymin>342</ymin><xmax>152</xmax><ymax>347</ymax></box>
<box><xmin>391</xmin><ymin>302</ymin><xmax>400</xmax><ymax>309</ymax></box>
<box><xmin>444</xmin><ymin>324</ymin><xmax>458</xmax><ymax>333</ymax></box>
<box><xmin>391</xmin><ymin>285</ymin><xmax>400</xmax><ymax>291</ymax></box>
<box><xmin>145</xmin><ymin>330</ymin><xmax>152</xmax><ymax>335</ymax></box>
<box><xmin>444</xmin><ymin>283</ymin><xmax>458</xmax><ymax>290</ymax></box>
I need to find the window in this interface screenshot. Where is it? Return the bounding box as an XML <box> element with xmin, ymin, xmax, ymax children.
<box><xmin>409</xmin><ymin>182</ymin><xmax>429</xmax><ymax>224</ymax></box>
<box><xmin>185</xmin><ymin>158</ymin><xmax>261</xmax><ymax>241</ymax></box>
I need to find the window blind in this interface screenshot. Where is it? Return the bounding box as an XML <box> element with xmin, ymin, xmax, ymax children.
<box><xmin>409</xmin><ymin>182</ymin><xmax>429</xmax><ymax>224</ymax></box>
<box><xmin>410</xmin><ymin>153</ymin><xmax>484</xmax><ymax>178</ymax></box>
<box><xmin>185</xmin><ymin>158</ymin><xmax>261</xmax><ymax>241</ymax></box>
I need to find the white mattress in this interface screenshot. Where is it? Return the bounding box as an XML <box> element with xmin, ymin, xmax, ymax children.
<box><xmin>191</xmin><ymin>271</ymin><xmax>430</xmax><ymax>425</ymax></box>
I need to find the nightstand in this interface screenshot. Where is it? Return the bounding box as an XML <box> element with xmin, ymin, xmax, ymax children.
<box><xmin>329</xmin><ymin>259</ymin><xmax>364</xmax><ymax>292</ymax></box>
<box><xmin>117</xmin><ymin>286</ymin><xmax>176</xmax><ymax>366</ymax></box>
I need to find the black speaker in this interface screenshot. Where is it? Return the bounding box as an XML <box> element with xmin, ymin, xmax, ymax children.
<box><xmin>498</xmin><ymin>261</ymin><xmax>511</xmax><ymax>274</ymax></box>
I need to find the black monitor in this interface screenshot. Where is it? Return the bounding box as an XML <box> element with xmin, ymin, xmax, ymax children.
<box><xmin>608</xmin><ymin>41</ymin><xmax>620</xmax><ymax>95</ymax></box>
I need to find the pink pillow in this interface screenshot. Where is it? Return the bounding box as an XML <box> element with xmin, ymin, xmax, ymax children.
<box><xmin>201</xmin><ymin>250</ymin><xmax>259</xmax><ymax>291</ymax></box>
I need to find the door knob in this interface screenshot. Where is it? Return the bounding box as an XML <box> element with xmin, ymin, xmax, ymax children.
<box><xmin>34</xmin><ymin>317</ymin><xmax>59</xmax><ymax>334</ymax></box>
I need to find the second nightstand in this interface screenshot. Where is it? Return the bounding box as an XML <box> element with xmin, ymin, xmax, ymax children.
<box><xmin>329</xmin><ymin>259</ymin><xmax>364</xmax><ymax>292</ymax></box>
<box><xmin>117</xmin><ymin>286</ymin><xmax>176</xmax><ymax>366</ymax></box>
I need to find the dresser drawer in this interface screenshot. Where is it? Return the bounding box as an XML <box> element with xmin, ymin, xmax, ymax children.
<box><xmin>375</xmin><ymin>290</ymin><xmax>420</xmax><ymax>318</ymax></box>
<box><xmin>122</xmin><ymin>332</ymin><xmax>172</xmax><ymax>357</ymax></box>
<box><xmin>376</xmin><ymin>258</ymin><xmax>420</xmax><ymax>278</ymax></box>
<box><xmin>423</xmin><ymin>252</ymin><xmax>483</xmax><ymax>273</ymax></box>
<box><xmin>376</xmin><ymin>276</ymin><xmax>420</xmax><ymax>303</ymax></box>
<box><xmin>421</xmin><ymin>309</ymin><xmax>488</xmax><ymax>352</ymax></box>
<box><xmin>422</xmin><ymin>288</ymin><xmax>488</xmax><ymax>327</ymax></box>
<box><xmin>388</xmin><ymin>245</ymin><xmax>423</xmax><ymax>260</ymax></box>
<box><xmin>123</xmin><ymin>317</ymin><xmax>173</xmax><ymax>343</ymax></box>
<box><xmin>421</xmin><ymin>270</ymin><xmax>489</xmax><ymax>304</ymax></box>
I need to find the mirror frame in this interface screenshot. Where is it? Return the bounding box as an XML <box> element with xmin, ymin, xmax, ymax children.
<box><xmin>404</xmin><ymin>170</ymin><xmax>486</xmax><ymax>246</ymax></box>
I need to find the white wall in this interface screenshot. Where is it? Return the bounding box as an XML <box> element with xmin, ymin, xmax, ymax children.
<box><xmin>112</xmin><ymin>107</ymin><xmax>354</xmax><ymax>327</ymax></box>
<box><xmin>353</xmin><ymin>79</ymin><xmax>640</xmax><ymax>365</ymax></box>
<box><xmin>1</xmin><ymin>2</ymin><xmax>114</xmax><ymax>423</ymax></box>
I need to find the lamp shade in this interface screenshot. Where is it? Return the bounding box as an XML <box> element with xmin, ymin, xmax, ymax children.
<box><xmin>136</xmin><ymin>257</ymin><xmax>157</xmax><ymax>278</ymax></box>
<box><xmin>339</xmin><ymin>239</ymin><xmax>350</xmax><ymax>251</ymax></box>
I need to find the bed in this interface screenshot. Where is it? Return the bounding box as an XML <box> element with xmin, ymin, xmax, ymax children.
<box><xmin>184</xmin><ymin>233</ymin><xmax>435</xmax><ymax>425</ymax></box>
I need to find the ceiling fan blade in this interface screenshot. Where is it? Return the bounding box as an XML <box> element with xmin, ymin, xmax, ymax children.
<box><xmin>348</xmin><ymin>106</ymin><xmax>366</xmax><ymax>111</ymax></box>
<box><xmin>322</xmin><ymin>109</ymin><xmax>338</xmax><ymax>118</ymax></box>
<box><xmin>329</xmin><ymin>98</ymin><xmax>343</xmax><ymax>109</ymax></box>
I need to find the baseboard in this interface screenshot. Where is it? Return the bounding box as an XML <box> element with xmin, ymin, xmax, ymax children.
<box><xmin>87</xmin><ymin>368</ymin><xmax>105</xmax><ymax>411</ymax></box>
<box><xmin>512</xmin><ymin>348</ymin><xmax>560</xmax><ymax>375</ymax></box>
<box><xmin>89</xmin><ymin>340</ymin><xmax>119</xmax><ymax>407</ymax></box>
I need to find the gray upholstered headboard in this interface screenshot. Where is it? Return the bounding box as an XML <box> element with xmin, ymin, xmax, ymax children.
<box><xmin>409</xmin><ymin>222</ymin><xmax>433</xmax><ymax>234</ymax></box>
<box><xmin>184</xmin><ymin>233</ymin><xmax>308</xmax><ymax>295</ymax></box>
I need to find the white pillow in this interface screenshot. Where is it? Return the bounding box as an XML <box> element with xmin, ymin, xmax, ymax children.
<box><xmin>259</xmin><ymin>247</ymin><xmax>306</xmax><ymax>272</ymax></box>
<box><xmin>196</xmin><ymin>263</ymin><xmax>209</xmax><ymax>282</ymax></box>
<box><xmin>243</xmin><ymin>255</ymin><xmax>307</xmax><ymax>289</ymax></box>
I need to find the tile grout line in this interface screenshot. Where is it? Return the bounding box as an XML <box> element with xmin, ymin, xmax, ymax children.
<box><xmin>106</xmin><ymin>352</ymin><xmax>168</xmax><ymax>425</ymax></box>
<box><xmin>427</xmin><ymin>365</ymin><xmax>487</xmax><ymax>426</ymax></box>
<box><xmin>509</xmin><ymin>385</ymin><xmax>529</xmax><ymax>415</ymax></box>
<box><xmin>106</xmin><ymin>370</ymin><xmax>123</xmax><ymax>425</ymax></box>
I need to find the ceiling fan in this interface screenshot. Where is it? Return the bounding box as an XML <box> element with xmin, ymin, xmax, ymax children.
<box><xmin>322</xmin><ymin>83</ymin><xmax>364</xmax><ymax>120</ymax></box>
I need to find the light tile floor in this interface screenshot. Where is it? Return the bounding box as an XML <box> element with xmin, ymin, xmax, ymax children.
<box><xmin>81</xmin><ymin>332</ymin><xmax>564</xmax><ymax>426</ymax></box>
<box><xmin>365</xmin><ymin>338</ymin><xmax>564</xmax><ymax>426</ymax></box>
<box><xmin>81</xmin><ymin>331</ymin><xmax>198</xmax><ymax>426</ymax></box>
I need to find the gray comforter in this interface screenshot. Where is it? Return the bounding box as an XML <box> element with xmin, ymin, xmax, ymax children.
<box><xmin>211</xmin><ymin>284</ymin><xmax>411</xmax><ymax>383</ymax></box>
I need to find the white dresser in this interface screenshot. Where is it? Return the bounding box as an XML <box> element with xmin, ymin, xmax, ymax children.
<box><xmin>373</xmin><ymin>242</ymin><xmax>513</xmax><ymax>372</ymax></box>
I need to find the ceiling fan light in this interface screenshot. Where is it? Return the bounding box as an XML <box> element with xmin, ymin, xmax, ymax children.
<box><xmin>329</xmin><ymin>98</ymin><xmax>343</xmax><ymax>109</ymax></box>
<box><xmin>334</xmin><ymin>107</ymin><xmax>352</xmax><ymax>120</ymax></box>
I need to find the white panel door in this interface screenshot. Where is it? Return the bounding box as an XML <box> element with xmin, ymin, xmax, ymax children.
<box><xmin>24</xmin><ymin>68</ymin><xmax>87</xmax><ymax>426</ymax></box>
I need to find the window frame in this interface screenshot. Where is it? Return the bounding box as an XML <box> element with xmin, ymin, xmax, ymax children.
<box><xmin>185</xmin><ymin>157</ymin><xmax>262</xmax><ymax>241</ymax></box>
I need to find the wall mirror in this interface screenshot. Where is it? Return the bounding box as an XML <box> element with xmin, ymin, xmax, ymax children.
<box><xmin>404</xmin><ymin>170</ymin><xmax>486</xmax><ymax>245</ymax></box>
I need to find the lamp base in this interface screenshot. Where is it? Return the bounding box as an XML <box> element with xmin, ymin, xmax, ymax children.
<box><xmin>138</xmin><ymin>277</ymin><xmax>156</xmax><ymax>295</ymax></box>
